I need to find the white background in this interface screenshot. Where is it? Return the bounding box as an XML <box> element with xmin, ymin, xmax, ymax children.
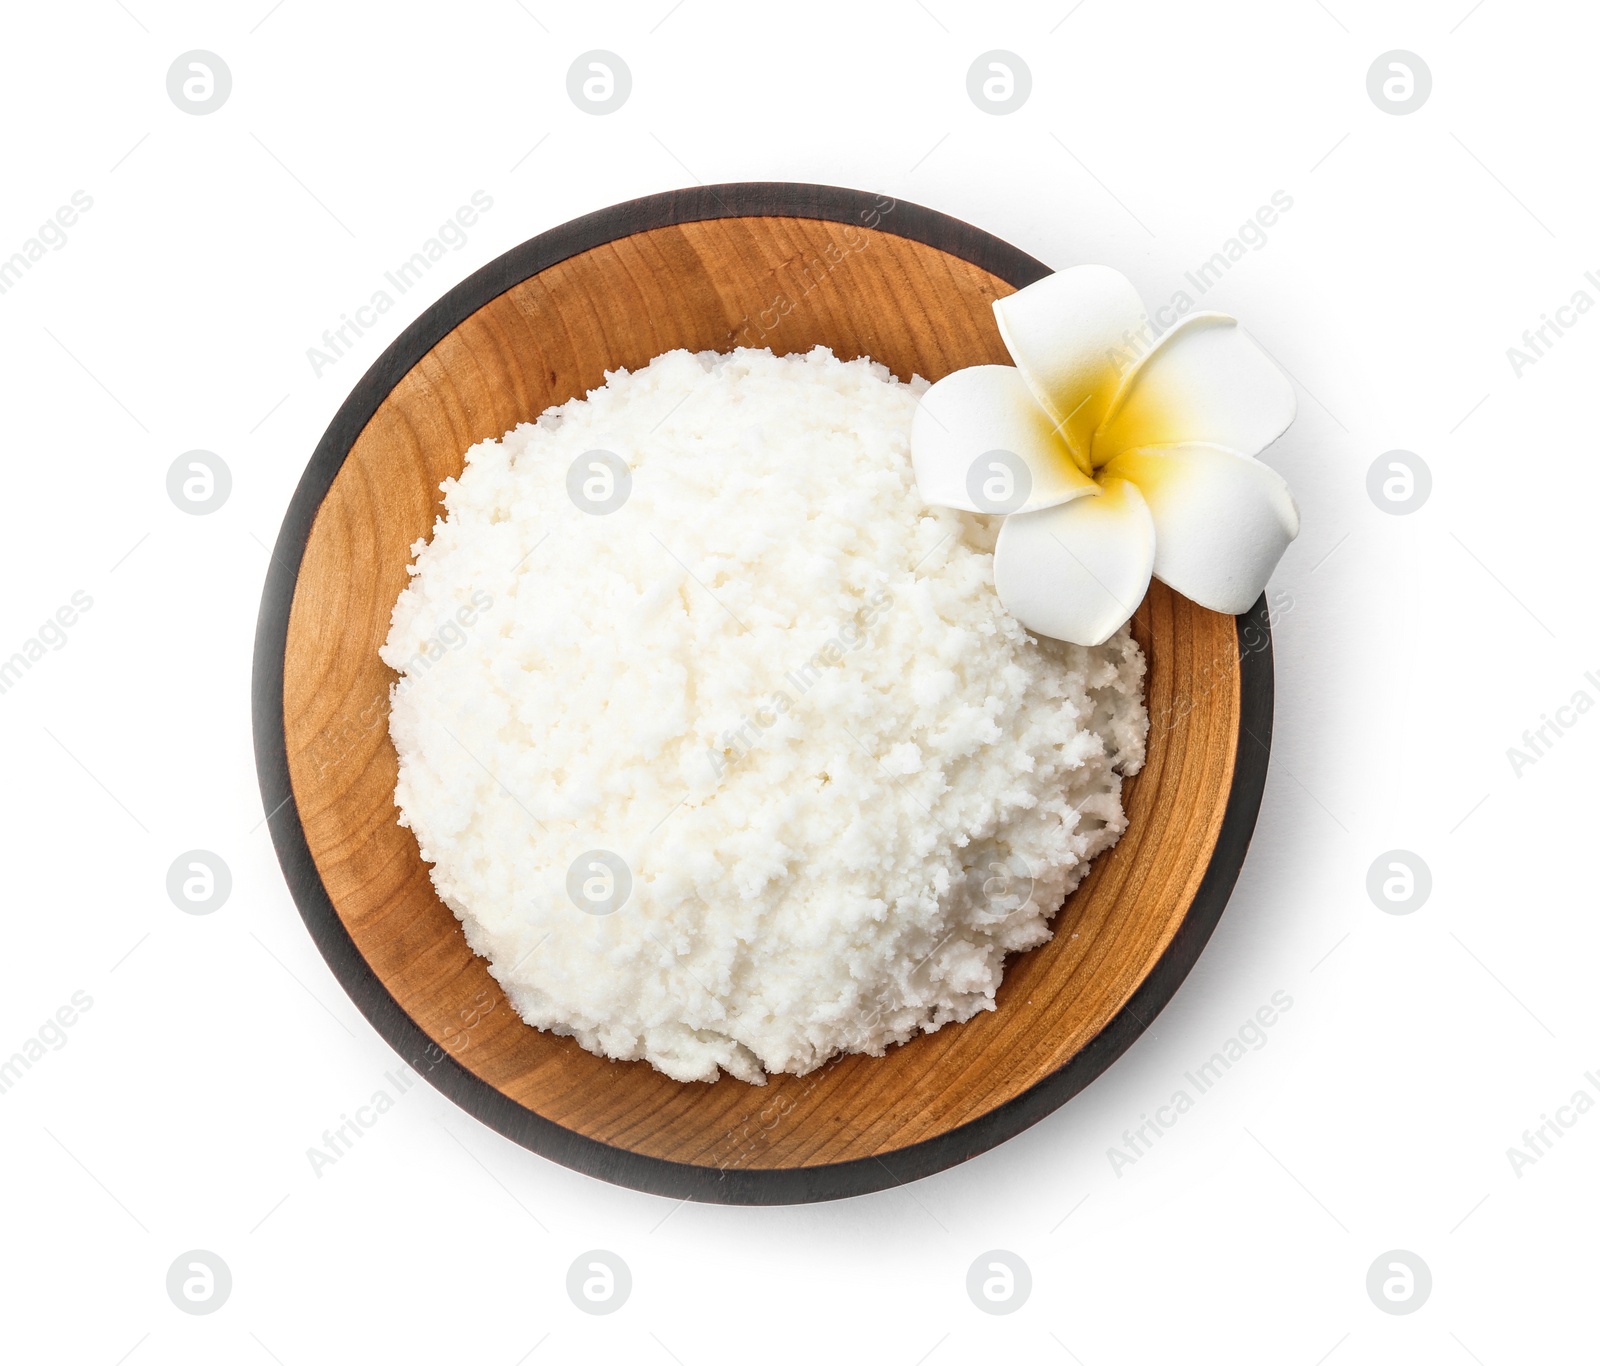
<box><xmin>1</xmin><ymin>1</ymin><xmax>1594</xmax><ymax>1361</ymax></box>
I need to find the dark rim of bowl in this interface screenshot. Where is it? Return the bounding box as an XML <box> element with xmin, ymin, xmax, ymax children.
<box><xmin>251</xmin><ymin>181</ymin><xmax>1275</xmax><ymax>1206</ymax></box>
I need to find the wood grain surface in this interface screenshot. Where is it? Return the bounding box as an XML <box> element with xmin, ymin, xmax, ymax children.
<box><xmin>273</xmin><ymin>195</ymin><xmax>1249</xmax><ymax>1184</ymax></box>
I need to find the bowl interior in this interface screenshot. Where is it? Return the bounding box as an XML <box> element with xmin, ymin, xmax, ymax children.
<box><xmin>283</xmin><ymin>212</ymin><xmax>1241</xmax><ymax>1173</ymax></box>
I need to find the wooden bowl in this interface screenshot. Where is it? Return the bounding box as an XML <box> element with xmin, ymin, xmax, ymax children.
<box><xmin>253</xmin><ymin>184</ymin><xmax>1273</xmax><ymax>1204</ymax></box>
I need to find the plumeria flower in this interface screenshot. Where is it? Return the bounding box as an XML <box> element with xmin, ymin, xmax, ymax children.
<box><xmin>911</xmin><ymin>265</ymin><xmax>1300</xmax><ymax>646</ymax></box>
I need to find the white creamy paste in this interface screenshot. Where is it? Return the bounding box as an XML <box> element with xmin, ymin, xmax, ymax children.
<box><xmin>382</xmin><ymin>346</ymin><xmax>1147</xmax><ymax>1084</ymax></box>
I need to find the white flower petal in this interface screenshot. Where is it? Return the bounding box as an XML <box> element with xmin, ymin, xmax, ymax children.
<box><xmin>1103</xmin><ymin>443</ymin><xmax>1300</xmax><ymax>615</ymax></box>
<box><xmin>911</xmin><ymin>365</ymin><xmax>1099</xmax><ymax>515</ymax></box>
<box><xmin>992</xmin><ymin>265</ymin><xmax>1146</xmax><ymax>471</ymax></box>
<box><xmin>992</xmin><ymin>476</ymin><xmax>1155</xmax><ymax>646</ymax></box>
<box><xmin>1091</xmin><ymin>313</ymin><xmax>1296</xmax><ymax>467</ymax></box>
